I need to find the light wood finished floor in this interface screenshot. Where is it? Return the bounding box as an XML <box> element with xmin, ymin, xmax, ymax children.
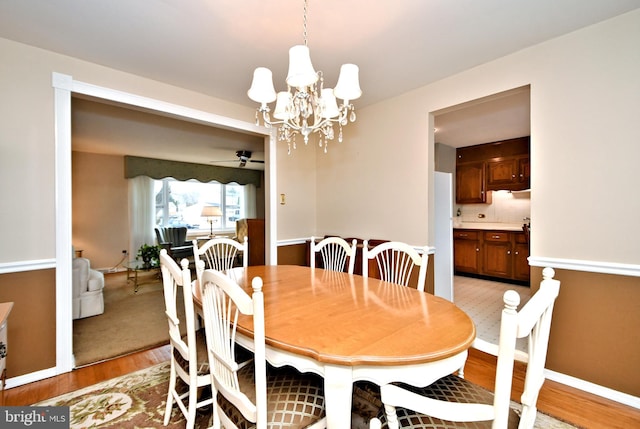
<box><xmin>3</xmin><ymin>346</ymin><xmax>639</xmax><ymax>428</ymax></box>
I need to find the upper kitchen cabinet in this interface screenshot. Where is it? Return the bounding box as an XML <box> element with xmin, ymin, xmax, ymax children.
<box><xmin>486</xmin><ymin>155</ymin><xmax>530</xmax><ymax>191</ymax></box>
<box><xmin>456</xmin><ymin>137</ymin><xmax>530</xmax><ymax>203</ymax></box>
<box><xmin>456</xmin><ymin>161</ymin><xmax>488</xmax><ymax>203</ymax></box>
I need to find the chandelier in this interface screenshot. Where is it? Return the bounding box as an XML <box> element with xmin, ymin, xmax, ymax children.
<box><xmin>247</xmin><ymin>0</ymin><xmax>362</xmax><ymax>153</ymax></box>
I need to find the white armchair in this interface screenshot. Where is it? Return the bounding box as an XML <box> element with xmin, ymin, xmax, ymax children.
<box><xmin>72</xmin><ymin>256</ymin><xmax>105</xmax><ymax>319</ymax></box>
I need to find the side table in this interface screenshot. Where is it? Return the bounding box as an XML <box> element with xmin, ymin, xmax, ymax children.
<box><xmin>123</xmin><ymin>260</ymin><xmax>160</xmax><ymax>293</ymax></box>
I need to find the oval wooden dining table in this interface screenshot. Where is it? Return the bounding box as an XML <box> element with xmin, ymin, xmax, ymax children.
<box><xmin>193</xmin><ymin>265</ymin><xmax>476</xmax><ymax>429</ymax></box>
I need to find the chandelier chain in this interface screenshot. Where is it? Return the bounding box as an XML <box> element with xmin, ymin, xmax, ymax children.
<box><xmin>302</xmin><ymin>0</ymin><xmax>308</xmax><ymax>47</ymax></box>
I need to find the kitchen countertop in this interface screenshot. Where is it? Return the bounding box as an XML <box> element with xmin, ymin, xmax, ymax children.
<box><xmin>453</xmin><ymin>222</ymin><xmax>525</xmax><ymax>232</ymax></box>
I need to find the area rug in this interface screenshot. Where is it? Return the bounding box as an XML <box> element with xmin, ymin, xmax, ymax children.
<box><xmin>73</xmin><ymin>275</ymin><xmax>185</xmax><ymax>367</ymax></box>
<box><xmin>35</xmin><ymin>363</ymin><xmax>577</xmax><ymax>429</ymax></box>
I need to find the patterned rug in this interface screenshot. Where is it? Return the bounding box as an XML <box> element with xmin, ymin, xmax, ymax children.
<box><xmin>35</xmin><ymin>362</ymin><xmax>577</xmax><ymax>428</ymax></box>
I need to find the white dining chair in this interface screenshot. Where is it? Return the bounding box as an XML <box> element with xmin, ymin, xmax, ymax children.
<box><xmin>200</xmin><ymin>269</ymin><xmax>327</xmax><ymax>428</ymax></box>
<box><xmin>192</xmin><ymin>236</ymin><xmax>248</xmax><ymax>286</ymax></box>
<box><xmin>310</xmin><ymin>236</ymin><xmax>358</xmax><ymax>274</ymax></box>
<box><xmin>370</xmin><ymin>267</ymin><xmax>561</xmax><ymax>429</ymax></box>
<box><xmin>159</xmin><ymin>249</ymin><xmax>213</xmax><ymax>429</ymax></box>
<box><xmin>362</xmin><ymin>240</ymin><xmax>429</xmax><ymax>291</ymax></box>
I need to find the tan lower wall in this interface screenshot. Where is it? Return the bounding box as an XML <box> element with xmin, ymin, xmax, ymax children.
<box><xmin>531</xmin><ymin>267</ymin><xmax>640</xmax><ymax>397</ymax></box>
<box><xmin>3</xmin><ymin>256</ymin><xmax>637</xmax><ymax>400</ymax></box>
<box><xmin>276</xmin><ymin>243</ymin><xmax>308</xmax><ymax>266</ymax></box>
<box><xmin>0</xmin><ymin>269</ymin><xmax>56</xmax><ymax>377</ymax></box>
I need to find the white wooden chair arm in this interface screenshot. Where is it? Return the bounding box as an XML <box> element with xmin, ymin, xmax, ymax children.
<box><xmin>381</xmin><ymin>383</ymin><xmax>495</xmax><ymax>423</ymax></box>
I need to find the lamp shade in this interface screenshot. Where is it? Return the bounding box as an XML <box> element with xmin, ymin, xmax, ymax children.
<box><xmin>248</xmin><ymin>67</ymin><xmax>277</xmax><ymax>104</ymax></box>
<box><xmin>320</xmin><ymin>88</ymin><xmax>340</xmax><ymax>119</ymax></box>
<box><xmin>333</xmin><ymin>63</ymin><xmax>362</xmax><ymax>102</ymax></box>
<box><xmin>201</xmin><ymin>205</ymin><xmax>223</xmax><ymax>217</ymax></box>
<box><xmin>286</xmin><ymin>45</ymin><xmax>318</xmax><ymax>88</ymax></box>
<box><xmin>273</xmin><ymin>91</ymin><xmax>294</xmax><ymax>120</ymax></box>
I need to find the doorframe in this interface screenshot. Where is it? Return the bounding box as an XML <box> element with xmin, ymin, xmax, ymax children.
<box><xmin>52</xmin><ymin>72</ymin><xmax>275</xmax><ymax>373</ymax></box>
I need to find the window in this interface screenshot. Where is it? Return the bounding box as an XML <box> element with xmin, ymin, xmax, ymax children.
<box><xmin>154</xmin><ymin>178</ymin><xmax>245</xmax><ymax>233</ymax></box>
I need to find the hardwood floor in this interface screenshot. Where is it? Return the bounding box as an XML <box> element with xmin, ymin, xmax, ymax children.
<box><xmin>4</xmin><ymin>346</ymin><xmax>639</xmax><ymax>428</ymax></box>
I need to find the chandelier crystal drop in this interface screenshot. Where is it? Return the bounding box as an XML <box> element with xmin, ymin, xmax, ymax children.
<box><xmin>247</xmin><ymin>0</ymin><xmax>361</xmax><ymax>153</ymax></box>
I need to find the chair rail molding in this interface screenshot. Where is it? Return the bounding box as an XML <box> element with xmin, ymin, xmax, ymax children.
<box><xmin>528</xmin><ymin>256</ymin><xmax>640</xmax><ymax>277</ymax></box>
<box><xmin>0</xmin><ymin>259</ymin><xmax>56</xmax><ymax>275</ymax></box>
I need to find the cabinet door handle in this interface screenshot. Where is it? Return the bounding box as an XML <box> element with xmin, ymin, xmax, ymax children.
<box><xmin>515</xmin><ymin>251</ymin><xmax>519</xmax><ymax>255</ymax></box>
<box><xmin>512</xmin><ymin>174</ymin><xmax>516</xmax><ymax>178</ymax></box>
<box><xmin>476</xmin><ymin>248</ymin><xmax>480</xmax><ymax>252</ymax></box>
<box><xmin>507</xmin><ymin>250</ymin><xmax>511</xmax><ymax>255</ymax></box>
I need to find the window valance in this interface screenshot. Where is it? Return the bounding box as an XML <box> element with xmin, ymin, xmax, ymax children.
<box><xmin>124</xmin><ymin>155</ymin><xmax>262</xmax><ymax>186</ymax></box>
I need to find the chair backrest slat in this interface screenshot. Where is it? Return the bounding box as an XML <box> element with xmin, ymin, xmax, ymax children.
<box><xmin>201</xmin><ymin>269</ymin><xmax>265</xmax><ymax>426</ymax></box>
<box><xmin>362</xmin><ymin>240</ymin><xmax>429</xmax><ymax>291</ymax></box>
<box><xmin>310</xmin><ymin>236</ymin><xmax>358</xmax><ymax>274</ymax></box>
<box><xmin>193</xmin><ymin>237</ymin><xmax>249</xmax><ymax>286</ymax></box>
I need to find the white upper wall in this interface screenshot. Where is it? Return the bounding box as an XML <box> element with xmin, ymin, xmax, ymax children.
<box><xmin>316</xmin><ymin>9</ymin><xmax>640</xmax><ymax>264</ymax></box>
<box><xmin>1</xmin><ymin>9</ymin><xmax>639</xmax><ymax>265</ymax></box>
<box><xmin>0</xmin><ymin>37</ymin><xmax>315</xmax><ymax>262</ymax></box>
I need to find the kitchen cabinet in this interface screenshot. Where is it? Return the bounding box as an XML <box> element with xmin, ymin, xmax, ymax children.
<box><xmin>482</xmin><ymin>231</ymin><xmax>512</xmax><ymax>278</ymax></box>
<box><xmin>456</xmin><ymin>137</ymin><xmax>530</xmax><ymax>202</ymax></box>
<box><xmin>512</xmin><ymin>232</ymin><xmax>530</xmax><ymax>281</ymax></box>
<box><xmin>453</xmin><ymin>230</ymin><xmax>480</xmax><ymax>273</ymax></box>
<box><xmin>486</xmin><ymin>155</ymin><xmax>530</xmax><ymax>191</ymax></box>
<box><xmin>454</xmin><ymin>229</ymin><xmax>529</xmax><ymax>284</ymax></box>
<box><xmin>456</xmin><ymin>162</ymin><xmax>488</xmax><ymax>204</ymax></box>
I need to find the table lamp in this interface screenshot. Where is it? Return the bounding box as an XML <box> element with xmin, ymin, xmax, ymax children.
<box><xmin>201</xmin><ymin>205</ymin><xmax>223</xmax><ymax>238</ymax></box>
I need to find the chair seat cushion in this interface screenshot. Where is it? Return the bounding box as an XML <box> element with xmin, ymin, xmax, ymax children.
<box><xmin>377</xmin><ymin>374</ymin><xmax>520</xmax><ymax>428</ymax></box>
<box><xmin>218</xmin><ymin>363</ymin><xmax>326</xmax><ymax>428</ymax></box>
<box><xmin>174</xmin><ymin>329</ymin><xmax>210</xmax><ymax>376</ymax></box>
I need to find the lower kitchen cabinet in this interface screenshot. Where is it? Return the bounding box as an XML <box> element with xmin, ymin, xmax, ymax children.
<box><xmin>453</xmin><ymin>230</ymin><xmax>480</xmax><ymax>273</ymax></box>
<box><xmin>513</xmin><ymin>233</ymin><xmax>530</xmax><ymax>281</ymax></box>
<box><xmin>454</xmin><ymin>229</ymin><xmax>529</xmax><ymax>284</ymax></box>
<box><xmin>482</xmin><ymin>231</ymin><xmax>512</xmax><ymax>278</ymax></box>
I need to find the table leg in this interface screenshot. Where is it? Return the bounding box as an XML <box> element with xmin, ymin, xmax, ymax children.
<box><xmin>133</xmin><ymin>270</ymin><xmax>139</xmax><ymax>293</ymax></box>
<box><xmin>323</xmin><ymin>365</ymin><xmax>354</xmax><ymax>429</ymax></box>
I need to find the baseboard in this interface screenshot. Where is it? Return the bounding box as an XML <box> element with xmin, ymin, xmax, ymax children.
<box><xmin>544</xmin><ymin>369</ymin><xmax>640</xmax><ymax>409</ymax></box>
<box><xmin>5</xmin><ymin>367</ymin><xmax>58</xmax><ymax>390</ymax></box>
<box><xmin>472</xmin><ymin>340</ymin><xmax>640</xmax><ymax>410</ymax></box>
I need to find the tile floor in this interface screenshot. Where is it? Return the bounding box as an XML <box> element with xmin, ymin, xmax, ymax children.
<box><xmin>453</xmin><ymin>275</ymin><xmax>532</xmax><ymax>355</ymax></box>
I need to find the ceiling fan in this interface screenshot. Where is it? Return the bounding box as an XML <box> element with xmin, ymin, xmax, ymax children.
<box><xmin>210</xmin><ymin>150</ymin><xmax>265</xmax><ymax>168</ymax></box>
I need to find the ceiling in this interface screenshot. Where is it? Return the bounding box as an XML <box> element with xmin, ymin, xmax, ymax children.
<box><xmin>2</xmin><ymin>1</ymin><xmax>638</xmax><ymax>158</ymax></box>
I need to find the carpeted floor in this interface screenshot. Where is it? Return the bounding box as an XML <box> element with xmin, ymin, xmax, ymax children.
<box><xmin>34</xmin><ymin>362</ymin><xmax>577</xmax><ymax>429</ymax></box>
<box><xmin>73</xmin><ymin>272</ymin><xmax>185</xmax><ymax>367</ymax></box>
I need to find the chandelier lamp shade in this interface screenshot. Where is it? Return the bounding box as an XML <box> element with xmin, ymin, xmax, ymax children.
<box><xmin>247</xmin><ymin>0</ymin><xmax>361</xmax><ymax>153</ymax></box>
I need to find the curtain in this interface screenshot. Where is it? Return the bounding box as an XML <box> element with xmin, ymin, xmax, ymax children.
<box><xmin>244</xmin><ymin>183</ymin><xmax>257</xmax><ymax>218</ymax></box>
<box><xmin>124</xmin><ymin>155</ymin><xmax>262</xmax><ymax>187</ymax></box>
<box><xmin>128</xmin><ymin>176</ymin><xmax>156</xmax><ymax>257</ymax></box>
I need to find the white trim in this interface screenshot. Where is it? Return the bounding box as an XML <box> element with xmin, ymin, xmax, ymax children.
<box><xmin>544</xmin><ymin>369</ymin><xmax>640</xmax><ymax>410</ymax></box>
<box><xmin>473</xmin><ymin>340</ymin><xmax>640</xmax><ymax>409</ymax></box>
<box><xmin>529</xmin><ymin>256</ymin><xmax>640</xmax><ymax>277</ymax></box>
<box><xmin>53</xmin><ymin>75</ymin><xmax>74</xmax><ymax>373</ymax></box>
<box><xmin>265</xmin><ymin>130</ymin><xmax>277</xmax><ymax>265</ymax></box>
<box><xmin>0</xmin><ymin>259</ymin><xmax>56</xmax><ymax>274</ymax></box>
<box><xmin>50</xmin><ymin>72</ymin><xmax>274</xmax><ymax>382</ymax></box>
<box><xmin>5</xmin><ymin>367</ymin><xmax>58</xmax><ymax>390</ymax></box>
<box><xmin>277</xmin><ymin>238</ymin><xmax>311</xmax><ymax>246</ymax></box>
